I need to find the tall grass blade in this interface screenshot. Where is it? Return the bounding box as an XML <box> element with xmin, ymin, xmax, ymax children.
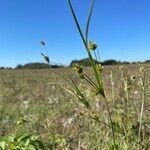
<box><xmin>68</xmin><ymin>0</ymin><xmax>86</xmax><ymax>46</ymax></box>
<box><xmin>85</xmin><ymin>0</ymin><xmax>95</xmax><ymax>43</ymax></box>
<box><xmin>69</xmin><ymin>76</ymin><xmax>90</xmax><ymax>108</ymax></box>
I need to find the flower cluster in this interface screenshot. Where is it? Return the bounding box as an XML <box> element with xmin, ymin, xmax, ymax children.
<box><xmin>88</xmin><ymin>41</ymin><xmax>97</xmax><ymax>51</ymax></box>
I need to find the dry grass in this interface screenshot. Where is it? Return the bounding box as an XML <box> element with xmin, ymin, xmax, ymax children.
<box><xmin>0</xmin><ymin>65</ymin><xmax>149</xmax><ymax>149</ymax></box>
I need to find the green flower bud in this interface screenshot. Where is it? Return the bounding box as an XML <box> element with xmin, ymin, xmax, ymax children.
<box><xmin>73</xmin><ymin>63</ymin><xmax>83</xmax><ymax>74</ymax></box>
<box><xmin>88</xmin><ymin>41</ymin><xmax>97</xmax><ymax>51</ymax></box>
<box><xmin>96</xmin><ymin>64</ymin><xmax>103</xmax><ymax>73</ymax></box>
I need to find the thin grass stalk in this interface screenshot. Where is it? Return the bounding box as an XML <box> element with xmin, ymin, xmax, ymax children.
<box><xmin>94</xmin><ymin>51</ymin><xmax>98</xmax><ymax>62</ymax></box>
<box><xmin>85</xmin><ymin>0</ymin><xmax>94</xmax><ymax>43</ymax></box>
<box><xmin>83</xmin><ymin>73</ymin><xmax>98</xmax><ymax>89</ymax></box>
<box><xmin>103</xmin><ymin>97</ymin><xmax>116</xmax><ymax>144</ymax></box>
<box><xmin>68</xmin><ymin>0</ymin><xmax>86</xmax><ymax>47</ymax></box>
<box><xmin>123</xmin><ymin>78</ymin><xmax>129</xmax><ymax>120</ymax></box>
<box><xmin>84</xmin><ymin>0</ymin><xmax>103</xmax><ymax>89</ymax></box>
<box><xmin>110</xmin><ymin>70</ymin><xmax>115</xmax><ymax>103</ymax></box>
<box><xmin>97</xmin><ymin>49</ymin><xmax>101</xmax><ymax>63</ymax></box>
<box><xmin>69</xmin><ymin>76</ymin><xmax>90</xmax><ymax>108</ymax></box>
<box><xmin>138</xmin><ymin>71</ymin><xmax>145</xmax><ymax>144</ymax></box>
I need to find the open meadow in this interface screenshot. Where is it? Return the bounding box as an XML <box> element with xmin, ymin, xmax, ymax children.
<box><xmin>0</xmin><ymin>0</ymin><xmax>150</xmax><ymax>149</ymax></box>
<box><xmin>0</xmin><ymin>65</ymin><xmax>149</xmax><ymax>149</ymax></box>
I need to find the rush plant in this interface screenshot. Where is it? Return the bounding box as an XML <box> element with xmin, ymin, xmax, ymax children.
<box><xmin>67</xmin><ymin>0</ymin><xmax>116</xmax><ymax>146</ymax></box>
<box><xmin>40</xmin><ymin>0</ymin><xmax>149</xmax><ymax>149</ymax></box>
<box><xmin>66</xmin><ymin>0</ymin><xmax>149</xmax><ymax>149</ymax></box>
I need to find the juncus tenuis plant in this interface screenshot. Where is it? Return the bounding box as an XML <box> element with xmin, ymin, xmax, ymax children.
<box><xmin>40</xmin><ymin>0</ymin><xmax>149</xmax><ymax>149</ymax></box>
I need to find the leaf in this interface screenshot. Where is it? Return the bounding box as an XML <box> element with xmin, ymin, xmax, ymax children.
<box><xmin>0</xmin><ymin>141</ymin><xmax>6</xmax><ymax>150</ymax></box>
<box><xmin>68</xmin><ymin>0</ymin><xmax>86</xmax><ymax>46</ymax></box>
<box><xmin>27</xmin><ymin>145</ymin><xmax>36</xmax><ymax>150</ymax></box>
<box><xmin>86</xmin><ymin>0</ymin><xmax>95</xmax><ymax>43</ymax></box>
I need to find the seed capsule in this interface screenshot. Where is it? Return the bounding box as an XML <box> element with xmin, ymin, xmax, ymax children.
<box><xmin>88</xmin><ymin>41</ymin><xmax>97</xmax><ymax>51</ymax></box>
<box><xmin>73</xmin><ymin>63</ymin><xmax>83</xmax><ymax>74</ymax></box>
<box><xmin>41</xmin><ymin>41</ymin><xmax>46</xmax><ymax>45</ymax></box>
<box><xmin>41</xmin><ymin>53</ymin><xmax>50</xmax><ymax>63</ymax></box>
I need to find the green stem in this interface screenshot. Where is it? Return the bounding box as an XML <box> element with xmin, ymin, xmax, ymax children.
<box><xmin>68</xmin><ymin>0</ymin><xmax>105</xmax><ymax>98</ymax></box>
<box><xmin>84</xmin><ymin>73</ymin><xmax>98</xmax><ymax>89</ymax></box>
<box><xmin>103</xmin><ymin>97</ymin><xmax>116</xmax><ymax>144</ymax></box>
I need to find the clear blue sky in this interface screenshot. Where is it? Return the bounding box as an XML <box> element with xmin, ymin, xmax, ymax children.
<box><xmin>0</xmin><ymin>0</ymin><xmax>150</xmax><ymax>67</ymax></box>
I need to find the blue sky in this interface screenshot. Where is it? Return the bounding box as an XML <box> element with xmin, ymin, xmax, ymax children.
<box><xmin>0</xmin><ymin>0</ymin><xmax>150</xmax><ymax>67</ymax></box>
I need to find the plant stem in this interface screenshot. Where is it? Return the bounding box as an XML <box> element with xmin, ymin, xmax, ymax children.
<box><xmin>138</xmin><ymin>72</ymin><xmax>145</xmax><ymax>144</ymax></box>
<box><xmin>110</xmin><ymin>70</ymin><xmax>115</xmax><ymax>104</ymax></box>
<box><xmin>103</xmin><ymin>97</ymin><xmax>116</xmax><ymax>144</ymax></box>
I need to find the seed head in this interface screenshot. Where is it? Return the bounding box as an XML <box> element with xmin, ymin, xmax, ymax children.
<box><xmin>41</xmin><ymin>41</ymin><xmax>46</xmax><ymax>45</ymax></box>
<box><xmin>91</xmin><ymin>112</ymin><xmax>99</xmax><ymax>121</ymax></box>
<box><xmin>96</xmin><ymin>64</ymin><xmax>103</xmax><ymax>73</ymax></box>
<box><xmin>73</xmin><ymin>63</ymin><xmax>83</xmax><ymax>74</ymax></box>
<box><xmin>41</xmin><ymin>53</ymin><xmax>50</xmax><ymax>63</ymax></box>
<box><xmin>119</xmin><ymin>66</ymin><xmax>123</xmax><ymax>70</ymax></box>
<box><xmin>139</xmin><ymin>67</ymin><xmax>144</xmax><ymax>74</ymax></box>
<box><xmin>88</xmin><ymin>41</ymin><xmax>97</xmax><ymax>51</ymax></box>
<box><xmin>131</xmin><ymin>75</ymin><xmax>136</xmax><ymax>81</ymax></box>
<box><xmin>93</xmin><ymin>88</ymin><xmax>105</xmax><ymax>98</ymax></box>
<box><xmin>79</xmin><ymin>111</ymin><xmax>84</xmax><ymax>116</ymax></box>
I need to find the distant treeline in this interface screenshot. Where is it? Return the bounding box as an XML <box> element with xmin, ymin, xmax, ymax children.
<box><xmin>70</xmin><ymin>58</ymin><xmax>150</xmax><ymax>66</ymax></box>
<box><xmin>70</xmin><ymin>58</ymin><xmax>99</xmax><ymax>66</ymax></box>
<box><xmin>15</xmin><ymin>63</ymin><xmax>64</xmax><ymax>69</ymax></box>
<box><xmin>0</xmin><ymin>62</ymin><xmax>64</xmax><ymax>70</ymax></box>
<box><xmin>0</xmin><ymin>67</ymin><xmax>13</xmax><ymax>70</ymax></box>
<box><xmin>0</xmin><ymin>59</ymin><xmax>150</xmax><ymax>70</ymax></box>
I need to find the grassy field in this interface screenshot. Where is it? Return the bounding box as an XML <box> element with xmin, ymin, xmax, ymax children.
<box><xmin>0</xmin><ymin>0</ymin><xmax>149</xmax><ymax>149</ymax></box>
<box><xmin>0</xmin><ymin>64</ymin><xmax>149</xmax><ymax>149</ymax></box>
